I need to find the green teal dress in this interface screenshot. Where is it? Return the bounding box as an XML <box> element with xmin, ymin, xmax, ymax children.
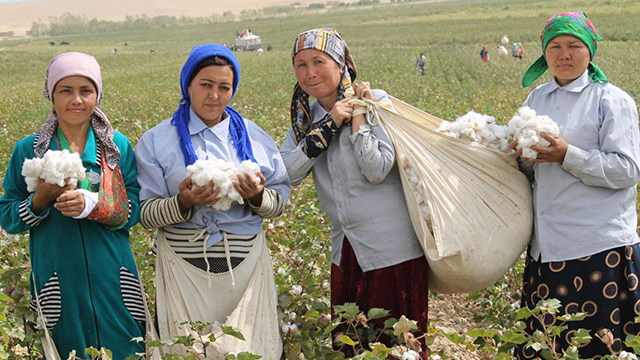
<box><xmin>0</xmin><ymin>125</ymin><xmax>145</xmax><ymax>359</ymax></box>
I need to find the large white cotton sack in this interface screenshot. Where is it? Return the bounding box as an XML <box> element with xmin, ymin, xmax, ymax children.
<box><xmin>21</xmin><ymin>150</ymin><xmax>86</xmax><ymax>192</ymax></box>
<box><xmin>186</xmin><ymin>159</ymin><xmax>261</xmax><ymax>211</ymax></box>
<box><xmin>375</xmin><ymin>97</ymin><xmax>533</xmax><ymax>294</ymax></box>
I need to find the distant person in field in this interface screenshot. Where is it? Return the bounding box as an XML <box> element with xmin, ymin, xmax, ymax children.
<box><xmin>512</xmin><ymin>42</ymin><xmax>519</xmax><ymax>59</ymax></box>
<box><xmin>134</xmin><ymin>44</ymin><xmax>290</xmax><ymax>357</ymax></box>
<box><xmin>416</xmin><ymin>52</ymin><xmax>427</xmax><ymax>76</ymax></box>
<box><xmin>517</xmin><ymin>42</ymin><xmax>524</xmax><ymax>59</ymax></box>
<box><xmin>512</xmin><ymin>11</ymin><xmax>640</xmax><ymax>359</ymax></box>
<box><xmin>279</xmin><ymin>28</ymin><xmax>429</xmax><ymax>357</ymax></box>
<box><xmin>480</xmin><ymin>45</ymin><xmax>489</xmax><ymax>62</ymax></box>
<box><xmin>0</xmin><ymin>52</ymin><xmax>145</xmax><ymax>359</ymax></box>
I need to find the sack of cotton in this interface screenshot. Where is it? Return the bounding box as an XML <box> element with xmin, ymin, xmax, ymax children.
<box><xmin>369</xmin><ymin>97</ymin><xmax>533</xmax><ymax>293</ymax></box>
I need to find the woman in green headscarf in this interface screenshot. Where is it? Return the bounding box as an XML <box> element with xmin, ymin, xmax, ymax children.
<box><xmin>512</xmin><ymin>12</ymin><xmax>640</xmax><ymax>359</ymax></box>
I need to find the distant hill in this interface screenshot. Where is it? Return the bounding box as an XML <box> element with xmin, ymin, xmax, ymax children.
<box><xmin>0</xmin><ymin>0</ymin><xmax>369</xmax><ymax>36</ymax></box>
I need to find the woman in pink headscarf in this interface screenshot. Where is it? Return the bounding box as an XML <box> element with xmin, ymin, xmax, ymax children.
<box><xmin>0</xmin><ymin>52</ymin><xmax>145</xmax><ymax>359</ymax></box>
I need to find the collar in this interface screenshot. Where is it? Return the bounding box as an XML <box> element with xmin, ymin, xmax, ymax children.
<box><xmin>188</xmin><ymin>108</ymin><xmax>230</xmax><ymax>135</ymax></box>
<box><xmin>81</xmin><ymin>123</ymin><xmax>98</xmax><ymax>166</ymax></box>
<box><xmin>543</xmin><ymin>70</ymin><xmax>590</xmax><ymax>95</ymax></box>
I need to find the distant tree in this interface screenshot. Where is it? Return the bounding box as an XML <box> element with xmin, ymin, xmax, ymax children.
<box><xmin>29</xmin><ymin>21</ymin><xmax>49</xmax><ymax>37</ymax></box>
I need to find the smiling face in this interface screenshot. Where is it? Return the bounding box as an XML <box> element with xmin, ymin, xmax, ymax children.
<box><xmin>52</xmin><ymin>76</ymin><xmax>97</xmax><ymax>128</ymax></box>
<box><xmin>293</xmin><ymin>49</ymin><xmax>343</xmax><ymax>111</ymax></box>
<box><xmin>545</xmin><ymin>34</ymin><xmax>591</xmax><ymax>87</ymax></box>
<box><xmin>188</xmin><ymin>65</ymin><xmax>234</xmax><ymax>127</ymax></box>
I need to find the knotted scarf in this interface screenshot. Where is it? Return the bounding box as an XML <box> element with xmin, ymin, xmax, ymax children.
<box><xmin>171</xmin><ymin>44</ymin><xmax>255</xmax><ymax>166</ymax></box>
<box><xmin>522</xmin><ymin>11</ymin><xmax>608</xmax><ymax>88</ymax></box>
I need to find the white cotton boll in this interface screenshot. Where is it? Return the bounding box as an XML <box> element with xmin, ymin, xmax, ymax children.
<box><xmin>508</xmin><ymin>107</ymin><xmax>559</xmax><ymax>159</ymax></box>
<box><xmin>402</xmin><ymin>350</ymin><xmax>419</xmax><ymax>360</ymax></box>
<box><xmin>237</xmin><ymin>160</ymin><xmax>261</xmax><ymax>185</ymax></box>
<box><xmin>22</xmin><ymin>150</ymin><xmax>86</xmax><ymax>191</ymax></box>
<box><xmin>438</xmin><ymin>111</ymin><xmax>510</xmax><ymax>153</ymax></box>
<box><xmin>187</xmin><ymin>159</ymin><xmax>262</xmax><ymax>211</ymax></box>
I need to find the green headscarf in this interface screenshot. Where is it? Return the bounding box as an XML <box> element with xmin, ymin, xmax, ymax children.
<box><xmin>522</xmin><ymin>11</ymin><xmax>608</xmax><ymax>88</ymax></box>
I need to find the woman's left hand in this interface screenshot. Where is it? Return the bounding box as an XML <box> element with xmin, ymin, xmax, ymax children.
<box><xmin>531</xmin><ymin>132</ymin><xmax>569</xmax><ymax>163</ymax></box>
<box><xmin>233</xmin><ymin>172</ymin><xmax>266</xmax><ymax>207</ymax></box>
<box><xmin>353</xmin><ymin>82</ymin><xmax>373</xmax><ymax>101</ymax></box>
<box><xmin>350</xmin><ymin>82</ymin><xmax>373</xmax><ymax>134</ymax></box>
<box><xmin>54</xmin><ymin>189</ymin><xmax>85</xmax><ymax>217</ymax></box>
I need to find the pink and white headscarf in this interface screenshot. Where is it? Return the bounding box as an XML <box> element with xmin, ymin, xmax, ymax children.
<box><xmin>35</xmin><ymin>52</ymin><xmax>120</xmax><ymax>169</ymax></box>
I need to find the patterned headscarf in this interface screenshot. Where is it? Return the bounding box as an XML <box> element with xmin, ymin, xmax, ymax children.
<box><xmin>37</xmin><ymin>52</ymin><xmax>120</xmax><ymax>169</ymax></box>
<box><xmin>290</xmin><ymin>28</ymin><xmax>357</xmax><ymax>144</ymax></box>
<box><xmin>522</xmin><ymin>11</ymin><xmax>608</xmax><ymax>88</ymax></box>
<box><xmin>171</xmin><ymin>44</ymin><xmax>255</xmax><ymax>166</ymax></box>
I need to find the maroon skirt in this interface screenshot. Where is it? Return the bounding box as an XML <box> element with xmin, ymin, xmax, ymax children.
<box><xmin>331</xmin><ymin>237</ymin><xmax>429</xmax><ymax>358</ymax></box>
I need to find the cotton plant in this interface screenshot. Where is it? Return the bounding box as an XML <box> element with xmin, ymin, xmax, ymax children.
<box><xmin>507</xmin><ymin>106</ymin><xmax>559</xmax><ymax>159</ymax></box>
<box><xmin>437</xmin><ymin>111</ymin><xmax>510</xmax><ymax>153</ymax></box>
<box><xmin>21</xmin><ymin>149</ymin><xmax>87</xmax><ymax>192</ymax></box>
<box><xmin>186</xmin><ymin>159</ymin><xmax>261</xmax><ymax>211</ymax></box>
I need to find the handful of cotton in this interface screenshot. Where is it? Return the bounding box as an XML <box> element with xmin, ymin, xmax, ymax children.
<box><xmin>21</xmin><ymin>149</ymin><xmax>87</xmax><ymax>192</ymax></box>
<box><xmin>437</xmin><ymin>111</ymin><xmax>510</xmax><ymax>153</ymax></box>
<box><xmin>507</xmin><ymin>106</ymin><xmax>559</xmax><ymax>159</ymax></box>
<box><xmin>186</xmin><ymin>159</ymin><xmax>261</xmax><ymax>211</ymax></box>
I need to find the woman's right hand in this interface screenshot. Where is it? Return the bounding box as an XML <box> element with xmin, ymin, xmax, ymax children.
<box><xmin>177</xmin><ymin>177</ymin><xmax>221</xmax><ymax>213</ymax></box>
<box><xmin>31</xmin><ymin>180</ymin><xmax>73</xmax><ymax>215</ymax></box>
<box><xmin>508</xmin><ymin>140</ymin><xmax>532</xmax><ymax>162</ymax></box>
<box><xmin>329</xmin><ymin>98</ymin><xmax>354</xmax><ymax>127</ymax></box>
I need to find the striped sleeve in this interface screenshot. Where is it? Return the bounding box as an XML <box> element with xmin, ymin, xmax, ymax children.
<box><xmin>19</xmin><ymin>194</ymin><xmax>50</xmax><ymax>228</ymax></box>
<box><xmin>139</xmin><ymin>196</ymin><xmax>192</xmax><ymax>229</ymax></box>
<box><xmin>249</xmin><ymin>187</ymin><xmax>284</xmax><ymax>219</ymax></box>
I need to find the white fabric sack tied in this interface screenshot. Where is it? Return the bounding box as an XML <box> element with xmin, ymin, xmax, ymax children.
<box><xmin>360</xmin><ymin>96</ymin><xmax>533</xmax><ymax>294</ymax></box>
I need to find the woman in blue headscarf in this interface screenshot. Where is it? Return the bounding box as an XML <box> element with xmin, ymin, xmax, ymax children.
<box><xmin>135</xmin><ymin>44</ymin><xmax>290</xmax><ymax>358</ymax></box>
<box><xmin>512</xmin><ymin>12</ymin><xmax>640</xmax><ymax>359</ymax></box>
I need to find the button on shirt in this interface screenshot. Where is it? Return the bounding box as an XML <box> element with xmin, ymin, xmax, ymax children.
<box><xmin>279</xmin><ymin>90</ymin><xmax>424</xmax><ymax>272</ymax></box>
<box><xmin>135</xmin><ymin>110</ymin><xmax>291</xmax><ymax>247</ymax></box>
<box><xmin>523</xmin><ymin>71</ymin><xmax>640</xmax><ymax>262</ymax></box>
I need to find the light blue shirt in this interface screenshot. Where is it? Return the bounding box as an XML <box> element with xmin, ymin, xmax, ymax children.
<box><xmin>279</xmin><ymin>90</ymin><xmax>424</xmax><ymax>272</ymax></box>
<box><xmin>522</xmin><ymin>71</ymin><xmax>640</xmax><ymax>262</ymax></box>
<box><xmin>135</xmin><ymin>109</ymin><xmax>291</xmax><ymax>246</ymax></box>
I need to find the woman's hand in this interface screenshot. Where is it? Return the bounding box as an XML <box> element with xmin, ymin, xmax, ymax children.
<box><xmin>351</xmin><ymin>82</ymin><xmax>373</xmax><ymax>133</ymax></box>
<box><xmin>31</xmin><ymin>180</ymin><xmax>73</xmax><ymax>215</ymax></box>
<box><xmin>177</xmin><ymin>177</ymin><xmax>221</xmax><ymax>213</ymax></box>
<box><xmin>233</xmin><ymin>172</ymin><xmax>266</xmax><ymax>207</ymax></box>
<box><xmin>531</xmin><ymin>133</ymin><xmax>568</xmax><ymax>163</ymax></box>
<box><xmin>330</xmin><ymin>98</ymin><xmax>354</xmax><ymax>127</ymax></box>
<box><xmin>353</xmin><ymin>82</ymin><xmax>373</xmax><ymax>101</ymax></box>
<box><xmin>54</xmin><ymin>189</ymin><xmax>85</xmax><ymax>217</ymax></box>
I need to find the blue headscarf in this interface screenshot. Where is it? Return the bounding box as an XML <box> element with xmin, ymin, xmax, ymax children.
<box><xmin>171</xmin><ymin>44</ymin><xmax>255</xmax><ymax>166</ymax></box>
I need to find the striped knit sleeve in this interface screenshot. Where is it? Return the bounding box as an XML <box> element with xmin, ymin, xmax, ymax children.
<box><xmin>249</xmin><ymin>187</ymin><xmax>284</xmax><ymax>219</ymax></box>
<box><xmin>19</xmin><ymin>194</ymin><xmax>50</xmax><ymax>228</ymax></box>
<box><xmin>139</xmin><ymin>196</ymin><xmax>192</xmax><ymax>229</ymax></box>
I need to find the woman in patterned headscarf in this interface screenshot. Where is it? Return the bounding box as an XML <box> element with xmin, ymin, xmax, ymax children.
<box><xmin>512</xmin><ymin>12</ymin><xmax>640</xmax><ymax>359</ymax></box>
<box><xmin>0</xmin><ymin>52</ymin><xmax>145</xmax><ymax>359</ymax></box>
<box><xmin>279</xmin><ymin>28</ymin><xmax>429</xmax><ymax>356</ymax></box>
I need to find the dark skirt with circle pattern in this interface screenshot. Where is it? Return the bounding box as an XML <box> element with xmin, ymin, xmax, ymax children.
<box><xmin>515</xmin><ymin>243</ymin><xmax>640</xmax><ymax>360</ymax></box>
